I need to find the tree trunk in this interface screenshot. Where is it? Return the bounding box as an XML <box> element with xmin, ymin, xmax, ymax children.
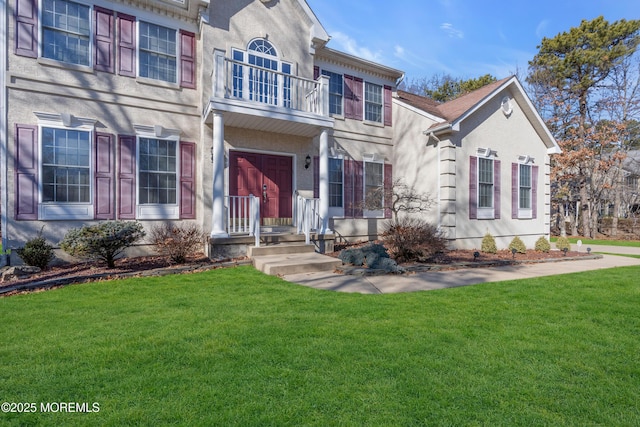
<box><xmin>612</xmin><ymin>171</ymin><xmax>622</xmax><ymax>237</ymax></box>
<box><xmin>580</xmin><ymin>182</ymin><xmax>591</xmax><ymax>237</ymax></box>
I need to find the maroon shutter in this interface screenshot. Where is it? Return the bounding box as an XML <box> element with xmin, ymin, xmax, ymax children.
<box><xmin>384</xmin><ymin>85</ymin><xmax>393</xmax><ymax>127</ymax></box>
<box><xmin>384</xmin><ymin>163</ymin><xmax>392</xmax><ymax>218</ymax></box>
<box><xmin>179</xmin><ymin>30</ymin><xmax>196</xmax><ymax>89</ymax></box>
<box><xmin>532</xmin><ymin>165</ymin><xmax>539</xmax><ymax>219</ymax></box>
<box><xmin>180</xmin><ymin>141</ymin><xmax>196</xmax><ymax>219</ymax></box>
<box><xmin>95</xmin><ymin>132</ymin><xmax>115</xmax><ymax>219</ymax></box>
<box><xmin>494</xmin><ymin>159</ymin><xmax>501</xmax><ymax>219</ymax></box>
<box><xmin>15</xmin><ymin>124</ymin><xmax>38</xmax><ymax>220</ymax></box>
<box><xmin>94</xmin><ymin>7</ymin><xmax>115</xmax><ymax>73</ymax></box>
<box><xmin>344</xmin><ymin>75</ymin><xmax>363</xmax><ymax>120</ymax></box>
<box><xmin>511</xmin><ymin>163</ymin><xmax>518</xmax><ymax>219</ymax></box>
<box><xmin>15</xmin><ymin>0</ymin><xmax>38</xmax><ymax>57</ymax></box>
<box><xmin>313</xmin><ymin>66</ymin><xmax>320</xmax><ymax>80</ymax></box>
<box><xmin>313</xmin><ymin>156</ymin><xmax>319</xmax><ymax>198</ymax></box>
<box><xmin>469</xmin><ymin>156</ymin><xmax>477</xmax><ymax>219</ymax></box>
<box><xmin>344</xmin><ymin>159</ymin><xmax>354</xmax><ymax>217</ymax></box>
<box><xmin>117</xmin><ymin>135</ymin><xmax>136</xmax><ymax>219</ymax></box>
<box><xmin>117</xmin><ymin>13</ymin><xmax>136</xmax><ymax>77</ymax></box>
<box><xmin>353</xmin><ymin>160</ymin><xmax>363</xmax><ymax>217</ymax></box>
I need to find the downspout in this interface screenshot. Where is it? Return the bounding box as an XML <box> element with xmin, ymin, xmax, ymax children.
<box><xmin>1</xmin><ymin>0</ymin><xmax>8</xmax><ymax>265</ymax></box>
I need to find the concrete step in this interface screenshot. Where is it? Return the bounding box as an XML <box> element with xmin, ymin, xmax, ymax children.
<box><xmin>247</xmin><ymin>243</ymin><xmax>316</xmax><ymax>257</ymax></box>
<box><xmin>252</xmin><ymin>252</ymin><xmax>342</xmax><ymax>276</ymax></box>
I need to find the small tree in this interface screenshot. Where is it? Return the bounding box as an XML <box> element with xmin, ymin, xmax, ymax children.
<box><xmin>508</xmin><ymin>236</ymin><xmax>527</xmax><ymax>254</ymax></box>
<box><xmin>535</xmin><ymin>236</ymin><xmax>551</xmax><ymax>253</ymax></box>
<box><xmin>481</xmin><ymin>233</ymin><xmax>497</xmax><ymax>254</ymax></box>
<box><xmin>150</xmin><ymin>223</ymin><xmax>205</xmax><ymax>264</ymax></box>
<box><xmin>363</xmin><ymin>178</ymin><xmax>435</xmax><ymax>221</ymax></box>
<box><xmin>381</xmin><ymin>217</ymin><xmax>447</xmax><ymax>262</ymax></box>
<box><xmin>16</xmin><ymin>228</ymin><xmax>55</xmax><ymax>269</ymax></box>
<box><xmin>60</xmin><ymin>221</ymin><xmax>145</xmax><ymax>268</ymax></box>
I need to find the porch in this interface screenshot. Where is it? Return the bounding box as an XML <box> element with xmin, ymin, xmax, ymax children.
<box><xmin>204</xmin><ymin>50</ymin><xmax>336</xmax><ymax>245</ymax></box>
<box><xmin>208</xmin><ymin>195</ymin><xmax>335</xmax><ymax>259</ymax></box>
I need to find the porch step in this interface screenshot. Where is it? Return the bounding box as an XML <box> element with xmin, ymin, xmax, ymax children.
<box><xmin>252</xmin><ymin>252</ymin><xmax>342</xmax><ymax>276</ymax></box>
<box><xmin>247</xmin><ymin>243</ymin><xmax>315</xmax><ymax>257</ymax></box>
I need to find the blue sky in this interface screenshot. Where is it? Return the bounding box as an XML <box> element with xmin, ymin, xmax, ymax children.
<box><xmin>306</xmin><ymin>0</ymin><xmax>640</xmax><ymax>82</ymax></box>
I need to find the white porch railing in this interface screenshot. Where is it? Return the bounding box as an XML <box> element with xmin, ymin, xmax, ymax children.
<box><xmin>213</xmin><ymin>52</ymin><xmax>329</xmax><ymax>116</ymax></box>
<box><xmin>295</xmin><ymin>195</ymin><xmax>321</xmax><ymax>245</ymax></box>
<box><xmin>226</xmin><ymin>195</ymin><xmax>260</xmax><ymax>247</ymax></box>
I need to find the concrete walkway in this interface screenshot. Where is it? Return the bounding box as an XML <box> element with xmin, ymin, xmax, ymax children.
<box><xmin>283</xmin><ymin>244</ymin><xmax>640</xmax><ymax>294</ymax></box>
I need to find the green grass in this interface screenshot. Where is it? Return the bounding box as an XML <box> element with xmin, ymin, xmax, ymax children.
<box><xmin>2</xmin><ymin>265</ymin><xmax>640</xmax><ymax>426</ymax></box>
<box><xmin>594</xmin><ymin>252</ymin><xmax>640</xmax><ymax>259</ymax></box>
<box><xmin>550</xmin><ymin>237</ymin><xmax>640</xmax><ymax>247</ymax></box>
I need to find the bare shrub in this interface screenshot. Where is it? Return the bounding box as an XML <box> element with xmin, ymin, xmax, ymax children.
<box><xmin>150</xmin><ymin>223</ymin><xmax>205</xmax><ymax>264</ymax></box>
<box><xmin>381</xmin><ymin>217</ymin><xmax>448</xmax><ymax>263</ymax></box>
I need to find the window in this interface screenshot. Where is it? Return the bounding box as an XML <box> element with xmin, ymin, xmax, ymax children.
<box><xmin>365</xmin><ymin>82</ymin><xmax>383</xmax><ymax>123</ymax></box>
<box><xmin>519</xmin><ymin>164</ymin><xmax>532</xmax><ymax>209</ymax></box>
<box><xmin>139</xmin><ymin>21</ymin><xmax>177</xmax><ymax>83</ymax></box>
<box><xmin>232</xmin><ymin>40</ymin><xmax>291</xmax><ymax>107</ymax></box>
<box><xmin>329</xmin><ymin>158</ymin><xmax>343</xmax><ymax>208</ymax></box>
<box><xmin>41</xmin><ymin>127</ymin><xmax>91</xmax><ymax>203</ymax></box>
<box><xmin>364</xmin><ymin>161</ymin><xmax>384</xmax><ymax>213</ymax></box>
<box><xmin>138</xmin><ymin>138</ymin><xmax>177</xmax><ymax>205</ymax></box>
<box><xmin>478</xmin><ymin>157</ymin><xmax>494</xmax><ymax>209</ymax></box>
<box><xmin>322</xmin><ymin>70</ymin><xmax>343</xmax><ymax>116</ymax></box>
<box><xmin>42</xmin><ymin>0</ymin><xmax>91</xmax><ymax>66</ymax></box>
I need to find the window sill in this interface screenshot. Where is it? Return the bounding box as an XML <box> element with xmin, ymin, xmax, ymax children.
<box><xmin>477</xmin><ymin>208</ymin><xmax>495</xmax><ymax>220</ymax></box>
<box><xmin>39</xmin><ymin>203</ymin><xmax>93</xmax><ymax>220</ymax></box>
<box><xmin>137</xmin><ymin>204</ymin><xmax>180</xmax><ymax>220</ymax></box>
<box><xmin>518</xmin><ymin>209</ymin><xmax>533</xmax><ymax>219</ymax></box>
<box><xmin>37</xmin><ymin>57</ymin><xmax>93</xmax><ymax>74</ymax></box>
<box><xmin>136</xmin><ymin>76</ymin><xmax>181</xmax><ymax>90</ymax></box>
<box><xmin>363</xmin><ymin>120</ymin><xmax>384</xmax><ymax>128</ymax></box>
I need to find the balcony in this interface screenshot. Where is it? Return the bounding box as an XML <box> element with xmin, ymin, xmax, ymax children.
<box><xmin>206</xmin><ymin>50</ymin><xmax>334</xmax><ymax>137</ymax></box>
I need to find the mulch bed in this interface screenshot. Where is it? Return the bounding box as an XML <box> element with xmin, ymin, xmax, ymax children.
<box><xmin>1</xmin><ymin>247</ymin><xmax>596</xmax><ymax>296</ymax></box>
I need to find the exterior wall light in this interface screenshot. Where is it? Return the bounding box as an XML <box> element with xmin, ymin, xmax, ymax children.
<box><xmin>305</xmin><ymin>155</ymin><xmax>311</xmax><ymax>169</ymax></box>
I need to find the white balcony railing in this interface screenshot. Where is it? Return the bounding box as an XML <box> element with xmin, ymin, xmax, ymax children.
<box><xmin>213</xmin><ymin>51</ymin><xmax>329</xmax><ymax>116</ymax></box>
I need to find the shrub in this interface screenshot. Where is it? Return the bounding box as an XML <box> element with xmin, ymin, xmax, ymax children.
<box><xmin>60</xmin><ymin>221</ymin><xmax>145</xmax><ymax>268</ymax></box>
<box><xmin>338</xmin><ymin>243</ymin><xmax>403</xmax><ymax>273</ymax></box>
<box><xmin>481</xmin><ymin>233</ymin><xmax>497</xmax><ymax>254</ymax></box>
<box><xmin>16</xmin><ymin>229</ymin><xmax>54</xmax><ymax>270</ymax></box>
<box><xmin>381</xmin><ymin>217</ymin><xmax>448</xmax><ymax>262</ymax></box>
<box><xmin>535</xmin><ymin>237</ymin><xmax>551</xmax><ymax>253</ymax></box>
<box><xmin>555</xmin><ymin>236</ymin><xmax>571</xmax><ymax>251</ymax></box>
<box><xmin>508</xmin><ymin>236</ymin><xmax>527</xmax><ymax>254</ymax></box>
<box><xmin>150</xmin><ymin>223</ymin><xmax>205</xmax><ymax>264</ymax></box>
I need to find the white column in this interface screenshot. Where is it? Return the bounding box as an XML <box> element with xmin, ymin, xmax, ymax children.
<box><xmin>211</xmin><ymin>111</ymin><xmax>227</xmax><ymax>237</ymax></box>
<box><xmin>319</xmin><ymin>128</ymin><xmax>330</xmax><ymax>234</ymax></box>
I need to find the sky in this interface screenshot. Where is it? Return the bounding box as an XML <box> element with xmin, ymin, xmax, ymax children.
<box><xmin>306</xmin><ymin>0</ymin><xmax>640</xmax><ymax>83</ymax></box>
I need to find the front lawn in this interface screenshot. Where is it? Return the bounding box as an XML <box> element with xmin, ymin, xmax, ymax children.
<box><xmin>1</xmin><ymin>266</ymin><xmax>640</xmax><ymax>425</ymax></box>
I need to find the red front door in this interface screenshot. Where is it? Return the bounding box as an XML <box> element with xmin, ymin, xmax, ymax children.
<box><xmin>229</xmin><ymin>151</ymin><xmax>293</xmax><ymax>224</ymax></box>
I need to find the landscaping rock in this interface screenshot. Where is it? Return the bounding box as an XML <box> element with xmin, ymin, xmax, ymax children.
<box><xmin>1</xmin><ymin>266</ymin><xmax>41</xmax><ymax>282</ymax></box>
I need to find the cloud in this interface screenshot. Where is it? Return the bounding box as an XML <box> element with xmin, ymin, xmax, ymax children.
<box><xmin>330</xmin><ymin>31</ymin><xmax>382</xmax><ymax>62</ymax></box>
<box><xmin>440</xmin><ymin>23</ymin><xmax>464</xmax><ymax>39</ymax></box>
<box><xmin>536</xmin><ymin>19</ymin><xmax>550</xmax><ymax>39</ymax></box>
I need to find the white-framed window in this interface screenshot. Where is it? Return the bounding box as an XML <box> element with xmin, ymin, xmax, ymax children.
<box><xmin>41</xmin><ymin>0</ymin><xmax>91</xmax><ymax>66</ymax></box>
<box><xmin>322</xmin><ymin>70</ymin><xmax>343</xmax><ymax>116</ymax></box>
<box><xmin>518</xmin><ymin>163</ymin><xmax>533</xmax><ymax>218</ymax></box>
<box><xmin>136</xmin><ymin>136</ymin><xmax>179</xmax><ymax>219</ymax></box>
<box><xmin>478</xmin><ymin>157</ymin><xmax>493</xmax><ymax>209</ymax></box>
<box><xmin>329</xmin><ymin>157</ymin><xmax>343</xmax><ymax>208</ymax></box>
<box><xmin>232</xmin><ymin>39</ymin><xmax>292</xmax><ymax>107</ymax></box>
<box><xmin>365</xmin><ymin>82</ymin><xmax>383</xmax><ymax>123</ymax></box>
<box><xmin>139</xmin><ymin>21</ymin><xmax>177</xmax><ymax>84</ymax></box>
<box><xmin>364</xmin><ymin>160</ymin><xmax>384</xmax><ymax>217</ymax></box>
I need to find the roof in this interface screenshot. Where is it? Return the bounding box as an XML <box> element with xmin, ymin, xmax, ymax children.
<box><xmin>395</xmin><ymin>76</ymin><xmax>562</xmax><ymax>154</ymax></box>
<box><xmin>397</xmin><ymin>77</ymin><xmax>511</xmax><ymax>124</ymax></box>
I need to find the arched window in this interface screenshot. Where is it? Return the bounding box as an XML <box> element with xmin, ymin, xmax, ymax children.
<box><xmin>232</xmin><ymin>39</ymin><xmax>291</xmax><ymax>107</ymax></box>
